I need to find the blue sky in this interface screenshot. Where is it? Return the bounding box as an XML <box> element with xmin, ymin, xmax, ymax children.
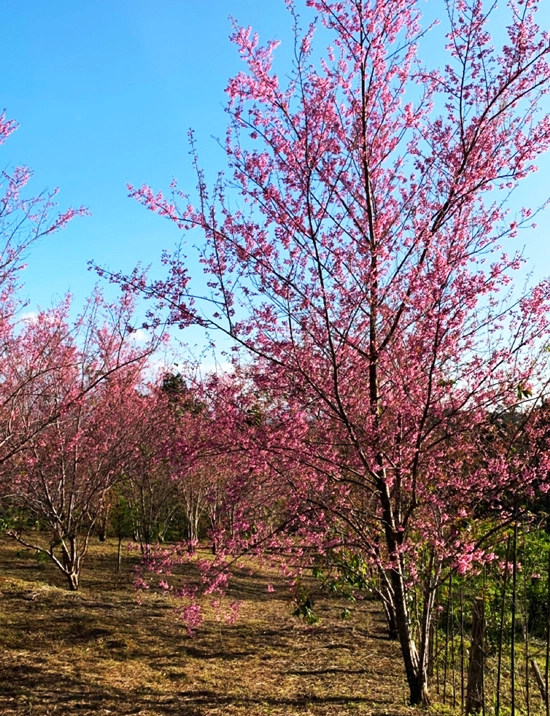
<box><xmin>2</xmin><ymin>1</ymin><xmax>292</xmax><ymax>315</ymax></box>
<box><xmin>3</xmin><ymin>0</ymin><xmax>550</xmax><ymax>329</ymax></box>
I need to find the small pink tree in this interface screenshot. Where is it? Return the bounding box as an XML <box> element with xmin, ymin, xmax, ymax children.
<box><xmin>3</xmin><ymin>293</ymin><xmax>152</xmax><ymax>589</ymax></box>
<box><xmin>115</xmin><ymin>375</ymin><xmax>210</xmax><ymax>552</ymax></box>
<box><xmin>115</xmin><ymin>0</ymin><xmax>550</xmax><ymax>704</ymax></box>
<box><xmin>0</xmin><ymin>112</ymin><xmax>158</xmax><ymax>589</ymax></box>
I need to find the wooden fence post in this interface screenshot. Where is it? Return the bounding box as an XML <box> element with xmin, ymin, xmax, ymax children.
<box><xmin>466</xmin><ymin>597</ymin><xmax>486</xmax><ymax>715</ymax></box>
<box><xmin>531</xmin><ymin>659</ymin><xmax>547</xmax><ymax>704</ymax></box>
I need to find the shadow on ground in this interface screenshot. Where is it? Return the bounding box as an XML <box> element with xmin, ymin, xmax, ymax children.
<box><xmin>0</xmin><ymin>536</ymin><xmax>409</xmax><ymax>715</ymax></box>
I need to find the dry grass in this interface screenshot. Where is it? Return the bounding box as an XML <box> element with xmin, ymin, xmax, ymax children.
<box><xmin>0</xmin><ymin>534</ymin><xmax>414</xmax><ymax>715</ymax></box>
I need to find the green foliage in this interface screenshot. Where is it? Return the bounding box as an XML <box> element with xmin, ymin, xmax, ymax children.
<box><xmin>34</xmin><ymin>550</ymin><xmax>49</xmax><ymax>565</ymax></box>
<box><xmin>108</xmin><ymin>487</ymin><xmax>137</xmax><ymax>539</ymax></box>
<box><xmin>292</xmin><ymin>582</ymin><xmax>319</xmax><ymax>625</ymax></box>
<box><xmin>244</xmin><ymin>404</ymin><xmax>265</xmax><ymax>427</ymax></box>
<box><xmin>0</xmin><ymin>506</ymin><xmax>43</xmax><ymax>532</ymax></box>
<box><xmin>312</xmin><ymin>549</ymin><xmax>374</xmax><ymax>601</ymax></box>
<box><xmin>516</xmin><ymin>383</ymin><xmax>533</xmax><ymax>400</ymax></box>
<box><xmin>0</xmin><ymin>514</ymin><xmax>14</xmax><ymax>531</ymax></box>
<box><xmin>428</xmin><ymin>704</ymin><xmax>460</xmax><ymax>716</ymax></box>
<box><xmin>161</xmin><ymin>372</ymin><xmax>205</xmax><ymax>414</ymax></box>
<box><xmin>434</xmin><ymin>525</ymin><xmax>550</xmax><ymax>651</ymax></box>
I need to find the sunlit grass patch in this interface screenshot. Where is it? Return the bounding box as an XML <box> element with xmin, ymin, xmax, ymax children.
<box><xmin>0</xmin><ymin>534</ymin><xmax>410</xmax><ymax>715</ymax></box>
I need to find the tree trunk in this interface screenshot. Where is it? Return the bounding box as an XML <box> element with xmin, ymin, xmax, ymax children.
<box><xmin>379</xmin><ymin>484</ymin><xmax>431</xmax><ymax>705</ymax></box>
<box><xmin>66</xmin><ymin>570</ymin><xmax>79</xmax><ymax>590</ymax></box>
<box><xmin>383</xmin><ymin>600</ymin><xmax>399</xmax><ymax>641</ymax></box>
<box><xmin>61</xmin><ymin>537</ymin><xmax>81</xmax><ymax>591</ymax></box>
<box><xmin>383</xmin><ymin>554</ymin><xmax>431</xmax><ymax>704</ymax></box>
<box><xmin>466</xmin><ymin>597</ymin><xmax>485</xmax><ymax>715</ymax></box>
<box><xmin>116</xmin><ymin>536</ymin><xmax>122</xmax><ymax>573</ymax></box>
<box><xmin>377</xmin><ymin>568</ymin><xmax>399</xmax><ymax>640</ymax></box>
<box><xmin>393</xmin><ymin>583</ymin><xmax>430</xmax><ymax>705</ymax></box>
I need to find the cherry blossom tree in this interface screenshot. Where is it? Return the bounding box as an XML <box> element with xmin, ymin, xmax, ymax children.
<box><xmin>115</xmin><ymin>384</ymin><xmax>185</xmax><ymax>553</ymax></box>
<box><xmin>113</xmin><ymin>0</ymin><xmax>550</xmax><ymax>704</ymax></box>
<box><xmin>3</xmin><ymin>292</ymin><xmax>152</xmax><ymax>590</ymax></box>
<box><xmin>0</xmin><ymin>111</ymin><xmax>160</xmax><ymax>590</ymax></box>
<box><xmin>110</xmin><ymin>372</ymin><xmax>227</xmax><ymax>554</ymax></box>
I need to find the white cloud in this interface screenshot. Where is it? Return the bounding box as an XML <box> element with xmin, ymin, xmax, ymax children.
<box><xmin>131</xmin><ymin>328</ymin><xmax>149</xmax><ymax>344</ymax></box>
<box><xmin>199</xmin><ymin>360</ymin><xmax>235</xmax><ymax>376</ymax></box>
<box><xmin>20</xmin><ymin>311</ymin><xmax>38</xmax><ymax>323</ymax></box>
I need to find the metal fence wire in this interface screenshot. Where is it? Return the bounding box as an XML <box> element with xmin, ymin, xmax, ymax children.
<box><xmin>430</xmin><ymin>524</ymin><xmax>550</xmax><ymax>716</ymax></box>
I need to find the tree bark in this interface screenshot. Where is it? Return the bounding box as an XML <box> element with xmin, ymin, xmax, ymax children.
<box><xmin>381</xmin><ymin>595</ymin><xmax>399</xmax><ymax>640</ymax></box>
<box><xmin>531</xmin><ymin>659</ymin><xmax>547</xmax><ymax>704</ymax></box>
<box><xmin>374</xmin><ymin>475</ymin><xmax>431</xmax><ymax>705</ymax></box>
<box><xmin>466</xmin><ymin>597</ymin><xmax>486</xmax><ymax>715</ymax></box>
<box><xmin>66</xmin><ymin>570</ymin><xmax>79</xmax><ymax>591</ymax></box>
<box><xmin>116</xmin><ymin>536</ymin><xmax>122</xmax><ymax>573</ymax></box>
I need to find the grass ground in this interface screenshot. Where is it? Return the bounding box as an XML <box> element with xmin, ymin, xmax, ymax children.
<box><xmin>0</xmin><ymin>534</ymin><xmax>413</xmax><ymax>716</ymax></box>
